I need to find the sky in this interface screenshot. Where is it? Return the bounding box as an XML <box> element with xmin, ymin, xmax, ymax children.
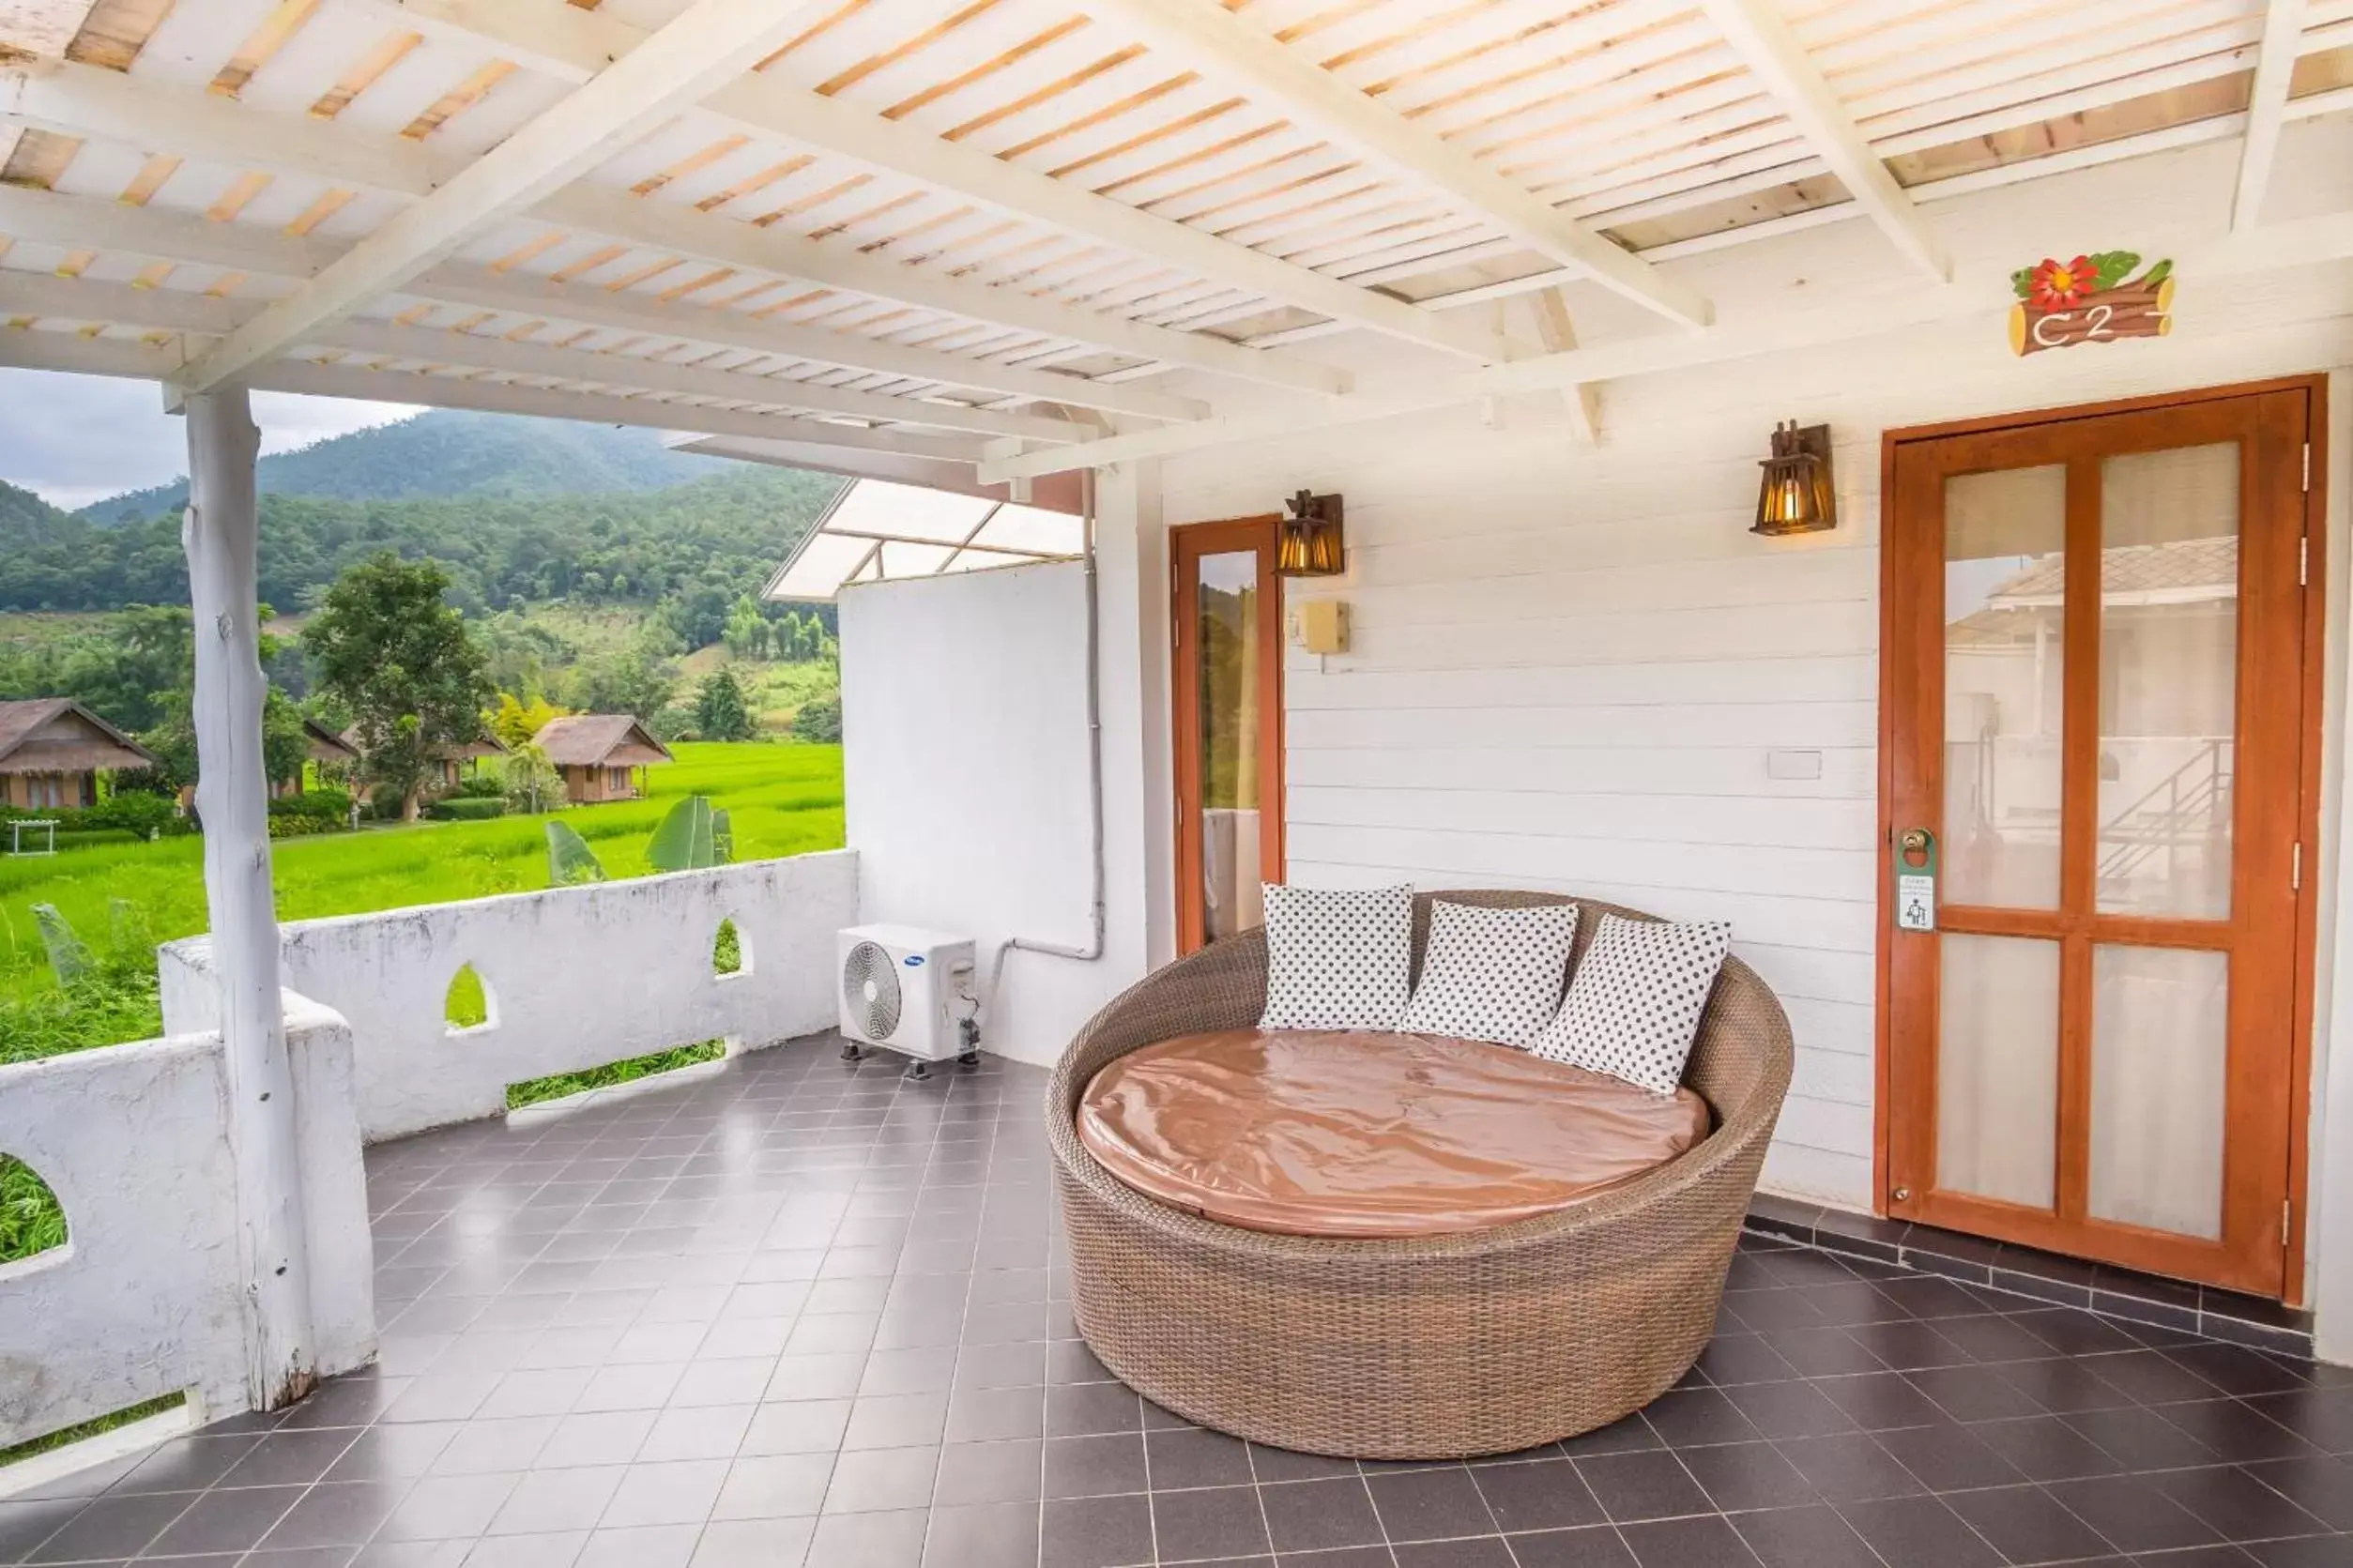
<box><xmin>0</xmin><ymin>370</ymin><xmax>420</xmax><ymax>510</ymax></box>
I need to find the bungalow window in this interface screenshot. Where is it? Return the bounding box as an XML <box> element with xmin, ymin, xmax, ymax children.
<box><xmin>608</xmin><ymin>767</ymin><xmax>628</xmax><ymax>794</ymax></box>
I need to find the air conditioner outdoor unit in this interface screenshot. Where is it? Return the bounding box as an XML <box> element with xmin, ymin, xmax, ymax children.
<box><xmin>835</xmin><ymin>924</ymin><xmax>979</xmax><ymax>1077</ymax></box>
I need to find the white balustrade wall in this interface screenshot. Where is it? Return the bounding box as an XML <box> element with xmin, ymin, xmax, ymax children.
<box><xmin>160</xmin><ymin>851</ymin><xmax>860</xmax><ymax>1142</ymax></box>
<box><xmin>0</xmin><ymin>996</ymin><xmax>374</xmax><ymax>1449</ymax></box>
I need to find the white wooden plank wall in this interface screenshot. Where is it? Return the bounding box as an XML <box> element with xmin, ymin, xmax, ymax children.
<box><xmin>1157</xmin><ymin>129</ymin><xmax>2353</xmax><ymax>1211</ymax></box>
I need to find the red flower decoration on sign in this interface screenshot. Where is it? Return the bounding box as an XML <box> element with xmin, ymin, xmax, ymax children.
<box><xmin>2028</xmin><ymin>255</ymin><xmax>2095</xmax><ymax>312</ymax></box>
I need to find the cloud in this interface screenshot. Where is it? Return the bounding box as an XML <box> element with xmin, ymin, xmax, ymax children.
<box><xmin>0</xmin><ymin>370</ymin><xmax>420</xmax><ymax>510</ymax></box>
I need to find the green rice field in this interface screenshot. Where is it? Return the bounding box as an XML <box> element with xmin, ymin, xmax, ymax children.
<box><xmin>0</xmin><ymin>740</ymin><xmax>845</xmax><ymax>1018</ymax></box>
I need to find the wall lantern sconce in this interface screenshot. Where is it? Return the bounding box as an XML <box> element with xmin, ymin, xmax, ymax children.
<box><xmin>1752</xmin><ymin>421</ymin><xmax>1837</xmax><ymax>537</ymax></box>
<box><xmin>1278</xmin><ymin>489</ymin><xmax>1346</xmax><ymax>576</ymax></box>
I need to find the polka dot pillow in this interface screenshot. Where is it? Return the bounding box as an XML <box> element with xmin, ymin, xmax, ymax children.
<box><xmin>1401</xmin><ymin>900</ymin><xmax>1581</xmax><ymax>1046</ymax></box>
<box><xmin>1530</xmin><ymin>914</ymin><xmax>1733</xmax><ymax>1093</ymax></box>
<box><xmin>1258</xmin><ymin>882</ymin><xmax>1413</xmax><ymax>1031</ymax></box>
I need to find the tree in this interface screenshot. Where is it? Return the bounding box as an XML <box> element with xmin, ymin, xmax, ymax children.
<box><xmin>141</xmin><ymin>685</ymin><xmax>312</xmax><ymax>796</ymax></box>
<box><xmin>694</xmin><ymin>669</ymin><xmax>756</xmax><ymax>741</ymax></box>
<box><xmin>723</xmin><ymin>595</ymin><xmax>769</xmax><ymax>659</ymax></box>
<box><xmin>792</xmin><ymin>694</ymin><xmax>841</xmax><ymax>743</ymax></box>
<box><xmin>488</xmin><ymin>693</ymin><xmax>565</xmax><ymax>747</ymax></box>
<box><xmin>303</xmin><ymin>554</ymin><xmax>493</xmax><ymax>820</ymax></box>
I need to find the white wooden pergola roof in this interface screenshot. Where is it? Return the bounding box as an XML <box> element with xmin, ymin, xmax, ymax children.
<box><xmin>0</xmin><ymin>0</ymin><xmax>2348</xmax><ymax>491</ymax></box>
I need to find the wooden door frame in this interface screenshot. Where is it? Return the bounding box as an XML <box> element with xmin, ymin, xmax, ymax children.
<box><xmin>1171</xmin><ymin>516</ymin><xmax>1288</xmax><ymax>954</ymax></box>
<box><xmin>1873</xmin><ymin>373</ymin><xmax>2328</xmax><ymax>1303</ymax></box>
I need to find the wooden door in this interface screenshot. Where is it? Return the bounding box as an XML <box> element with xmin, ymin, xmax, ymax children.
<box><xmin>1881</xmin><ymin>380</ymin><xmax>2322</xmax><ymax>1298</ymax></box>
<box><xmin>1173</xmin><ymin>517</ymin><xmax>1285</xmax><ymax>954</ymax></box>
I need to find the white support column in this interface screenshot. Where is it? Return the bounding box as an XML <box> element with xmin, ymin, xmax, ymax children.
<box><xmin>182</xmin><ymin>388</ymin><xmax>317</xmax><ymax>1408</ymax></box>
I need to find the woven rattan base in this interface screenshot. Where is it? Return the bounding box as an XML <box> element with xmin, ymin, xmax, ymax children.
<box><xmin>1045</xmin><ymin>892</ymin><xmax>1795</xmax><ymax>1460</ymax></box>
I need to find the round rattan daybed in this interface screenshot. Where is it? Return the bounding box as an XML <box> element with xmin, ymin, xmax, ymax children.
<box><xmin>1046</xmin><ymin>891</ymin><xmax>1795</xmax><ymax>1460</ymax></box>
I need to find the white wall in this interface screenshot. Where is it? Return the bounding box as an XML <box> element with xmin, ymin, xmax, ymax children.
<box><xmin>0</xmin><ymin>1002</ymin><xmax>373</xmax><ymax>1447</ymax></box>
<box><xmin>161</xmin><ymin>852</ymin><xmax>859</xmax><ymax>1141</ymax></box>
<box><xmin>841</xmin><ymin>556</ymin><xmax>1159</xmax><ymax>1064</ymax></box>
<box><xmin>1151</xmin><ymin>124</ymin><xmax>2353</xmax><ymax>1236</ymax></box>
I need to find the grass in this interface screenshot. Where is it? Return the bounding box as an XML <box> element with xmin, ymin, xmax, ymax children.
<box><xmin>0</xmin><ymin>740</ymin><xmax>844</xmax><ymax>1020</ymax></box>
<box><xmin>0</xmin><ymin>1393</ymin><xmax>186</xmax><ymax>1469</ymax></box>
<box><xmin>0</xmin><ymin>1153</ymin><xmax>66</xmax><ymax>1261</ymax></box>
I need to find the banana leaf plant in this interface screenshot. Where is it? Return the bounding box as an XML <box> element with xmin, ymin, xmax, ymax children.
<box><xmin>646</xmin><ymin>795</ymin><xmax>732</xmax><ymax>873</ymax></box>
<box><xmin>543</xmin><ymin>820</ymin><xmax>607</xmax><ymax>886</ymax></box>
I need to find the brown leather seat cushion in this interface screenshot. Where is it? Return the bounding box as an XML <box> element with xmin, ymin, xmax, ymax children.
<box><xmin>1077</xmin><ymin>1028</ymin><xmax>1712</xmax><ymax>1239</ymax></box>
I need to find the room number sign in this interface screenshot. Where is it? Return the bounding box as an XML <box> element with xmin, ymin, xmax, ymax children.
<box><xmin>1894</xmin><ymin>828</ymin><xmax>1937</xmax><ymax>933</ymax></box>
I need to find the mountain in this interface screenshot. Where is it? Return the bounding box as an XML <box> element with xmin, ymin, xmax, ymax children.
<box><xmin>0</xmin><ymin>464</ymin><xmax>844</xmax><ymax>618</ymax></box>
<box><xmin>76</xmin><ymin>409</ymin><xmax>735</xmax><ymax>521</ymax></box>
<box><xmin>0</xmin><ymin>479</ymin><xmax>75</xmax><ymax>543</ymax></box>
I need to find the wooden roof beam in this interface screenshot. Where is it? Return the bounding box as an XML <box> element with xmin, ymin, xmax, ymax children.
<box><xmin>167</xmin><ymin>0</ymin><xmax>829</xmax><ymax>403</ymax></box>
<box><xmin>389</xmin><ymin>0</ymin><xmax>1530</xmax><ymax>366</ymax></box>
<box><xmin>1080</xmin><ymin>0</ymin><xmax>1711</xmax><ymax>328</ymax></box>
<box><xmin>2235</xmin><ymin>0</ymin><xmax>2309</xmax><ymax>232</ymax></box>
<box><xmin>1694</xmin><ymin>0</ymin><xmax>1948</xmax><ymax>282</ymax></box>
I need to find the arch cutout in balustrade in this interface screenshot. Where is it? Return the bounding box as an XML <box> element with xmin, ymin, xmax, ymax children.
<box><xmin>0</xmin><ymin>1152</ymin><xmax>67</xmax><ymax>1268</ymax></box>
<box><xmin>444</xmin><ymin>963</ymin><xmax>497</xmax><ymax>1035</ymax></box>
<box><xmin>714</xmin><ymin>917</ymin><xmax>750</xmax><ymax>978</ymax></box>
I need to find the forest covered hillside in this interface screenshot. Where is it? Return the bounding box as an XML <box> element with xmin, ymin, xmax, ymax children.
<box><xmin>74</xmin><ymin>409</ymin><xmax>736</xmax><ymax>520</ymax></box>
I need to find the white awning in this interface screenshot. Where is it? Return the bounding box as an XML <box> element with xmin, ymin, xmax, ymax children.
<box><xmin>762</xmin><ymin>480</ymin><xmax>1085</xmax><ymax>604</ymax></box>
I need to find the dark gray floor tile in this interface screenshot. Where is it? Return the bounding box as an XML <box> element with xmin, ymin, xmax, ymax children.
<box><xmin>1573</xmin><ymin>1450</ymin><xmax>1711</xmax><ymax>1524</ymax></box>
<box><xmin>1618</xmin><ymin>1514</ymin><xmax>1764</xmax><ymax>1567</ymax></box>
<box><xmin>1365</xmin><ymin>1466</ymin><xmax>1495</xmax><ymax>1542</ymax></box>
<box><xmin>1942</xmin><ymin>1482</ymin><xmax>2116</xmax><ymax>1564</ymax></box>
<box><xmin>1041</xmin><ymin>1433</ymin><xmax>1145</xmax><ymax>1499</ymax></box>
<box><xmin>1153</xmin><ymin>1484</ymin><xmax>1274</xmax><ymax>1560</ymax></box>
<box><xmin>143</xmin><ymin>1484</ymin><xmax>305</xmax><ymax>1556</ymax></box>
<box><xmin>25</xmin><ymin>1489</ymin><xmax>191</xmax><ymax>1561</ymax></box>
<box><xmin>1836</xmin><ymin>1495</ymin><xmax>2005</xmax><ymax>1568</ymax></box>
<box><xmin>1040</xmin><ymin>1493</ymin><xmax>1153</xmax><ymax>1568</ymax></box>
<box><xmin>1771</xmin><ymin>1431</ymin><xmax>1922</xmax><ymax>1504</ymax></box>
<box><xmin>931</xmin><ymin>1440</ymin><xmax>1041</xmax><ymax>1507</ymax></box>
<box><xmin>1259</xmin><ymin>1476</ymin><xmax>1383</xmax><ymax>1553</ymax></box>
<box><xmin>1729</xmin><ymin>1502</ymin><xmax>1883</xmax><ymax>1568</ymax></box>
<box><xmin>2046</xmin><ymin>1473</ymin><xmax>2227</xmax><ymax>1555</ymax></box>
<box><xmin>1471</xmin><ymin>1456</ymin><xmax>1604</xmax><ymax>1532</ymax></box>
<box><xmin>1147</xmin><ymin>1426</ymin><xmax>1253</xmax><ymax>1490</ymax></box>
<box><xmin>1392</xmin><ymin>1538</ymin><xmax>1517</xmax><ymax>1567</ymax></box>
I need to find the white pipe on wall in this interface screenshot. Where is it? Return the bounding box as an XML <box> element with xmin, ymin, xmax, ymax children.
<box><xmin>986</xmin><ymin>468</ymin><xmax>1108</xmax><ymax>1012</ymax></box>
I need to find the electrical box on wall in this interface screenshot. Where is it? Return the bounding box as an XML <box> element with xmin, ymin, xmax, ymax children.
<box><xmin>1291</xmin><ymin>600</ymin><xmax>1350</xmax><ymax>655</ymax></box>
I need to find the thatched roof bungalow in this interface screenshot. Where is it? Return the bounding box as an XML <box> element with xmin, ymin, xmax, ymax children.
<box><xmin>532</xmin><ymin>715</ymin><xmax>672</xmax><ymax>804</ymax></box>
<box><xmin>0</xmin><ymin>699</ymin><xmax>155</xmax><ymax>810</ymax></box>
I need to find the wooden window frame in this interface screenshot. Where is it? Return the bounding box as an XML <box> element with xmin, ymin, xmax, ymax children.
<box><xmin>1170</xmin><ymin>515</ymin><xmax>1287</xmax><ymax>955</ymax></box>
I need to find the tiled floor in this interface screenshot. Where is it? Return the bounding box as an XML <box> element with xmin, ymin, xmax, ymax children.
<box><xmin>6</xmin><ymin>1036</ymin><xmax>2351</xmax><ymax>1568</ymax></box>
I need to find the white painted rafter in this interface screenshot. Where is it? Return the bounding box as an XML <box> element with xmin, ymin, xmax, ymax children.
<box><xmin>0</xmin><ymin>184</ymin><xmax>1208</xmax><ymax>423</ymax></box>
<box><xmin>976</xmin><ymin>206</ymin><xmax>2353</xmax><ymax>482</ymax></box>
<box><xmin>0</xmin><ymin>271</ymin><xmax>1090</xmax><ymax>444</ymax></box>
<box><xmin>1694</xmin><ymin>0</ymin><xmax>1948</xmax><ymax>281</ymax></box>
<box><xmin>0</xmin><ymin>329</ymin><xmax>997</xmax><ymax>464</ymax></box>
<box><xmin>0</xmin><ymin>56</ymin><xmax>1352</xmax><ymax>401</ymax></box>
<box><xmin>386</xmin><ymin>0</ymin><xmax>1529</xmax><ymax>366</ymax></box>
<box><xmin>2235</xmin><ymin>0</ymin><xmax>2310</xmax><ymax>231</ymax></box>
<box><xmin>1078</xmin><ymin>0</ymin><xmax>1712</xmax><ymax>329</ymax></box>
<box><xmin>167</xmin><ymin>0</ymin><xmax>830</xmax><ymax>403</ymax></box>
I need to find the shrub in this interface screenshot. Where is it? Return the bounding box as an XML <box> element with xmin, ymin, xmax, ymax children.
<box><xmin>453</xmin><ymin>774</ymin><xmax>505</xmax><ymax>799</ymax></box>
<box><xmin>426</xmin><ymin>797</ymin><xmax>507</xmax><ymax>822</ymax></box>
<box><xmin>270</xmin><ymin>786</ymin><xmax>352</xmax><ymax>822</ymax></box>
<box><xmin>267</xmin><ymin>813</ymin><xmax>342</xmax><ymax>839</ymax></box>
<box><xmin>791</xmin><ymin>695</ymin><xmax>841</xmax><ymax>743</ymax></box>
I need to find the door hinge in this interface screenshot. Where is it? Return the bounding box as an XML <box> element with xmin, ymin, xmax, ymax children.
<box><xmin>2284</xmin><ymin>1198</ymin><xmax>2294</xmax><ymax>1245</ymax></box>
<box><xmin>2293</xmin><ymin>841</ymin><xmax>2302</xmax><ymax>891</ymax></box>
<box><xmin>2304</xmin><ymin>442</ymin><xmax>2313</xmax><ymax>494</ymax></box>
<box><xmin>2300</xmin><ymin>536</ymin><xmax>2309</xmax><ymax>586</ymax></box>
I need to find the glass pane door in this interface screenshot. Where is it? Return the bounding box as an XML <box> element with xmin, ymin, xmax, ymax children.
<box><xmin>1173</xmin><ymin>519</ymin><xmax>1285</xmax><ymax>953</ymax></box>
<box><xmin>1195</xmin><ymin>550</ymin><xmax>1264</xmax><ymax>943</ymax></box>
<box><xmin>1886</xmin><ymin>387</ymin><xmax>2313</xmax><ymax>1298</ymax></box>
